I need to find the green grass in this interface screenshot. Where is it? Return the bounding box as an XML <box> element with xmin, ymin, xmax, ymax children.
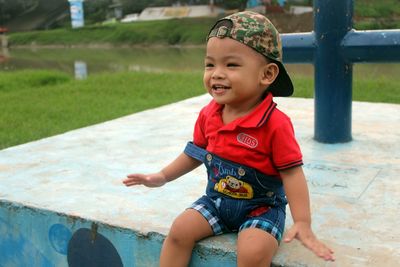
<box><xmin>8</xmin><ymin>17</ymin><xmax>217</xmax><ymax>46</ymax></box>
<box><xmin>0</xmin><ymin>70</ymin><xmax>204</xmax><ymax>149</ymax></box>
<box><xmin>291</xmin><ymin>75</ymin><xmax>400</xmax><ymax>103</ymax></box>
<box><xmin>355</xmin><ymin>20</ymin><xmax>400</xmax><ymax>30</ymax></box>
<box><xmin>1</xmin><ymin>70</ymin><xmax>399</xmax><ymax>150</ymax></box>
<box><xmin>354</xmin><ymin>0</ymin><xmax>400</xmax><ymax>18</ymax></box>
<box><xmin>354</xmin><ymin>0</ymin><xmax>400</xmax><ymax>30</ymax></box>
<box><xmin>353</xmin><ymin>0</ymin><xmax>400</xmax><ymax>29</ymax></box>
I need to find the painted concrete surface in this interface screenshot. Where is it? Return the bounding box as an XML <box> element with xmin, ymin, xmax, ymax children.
<box><xmin>0</xmin><ymin>94</ymin><xmax>399</xmax><ymax>266</ymax></box>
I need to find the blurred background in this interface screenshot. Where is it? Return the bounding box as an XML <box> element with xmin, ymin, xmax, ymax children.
<box><xmin>0</xmin><ymin>0</ymin><xmax>398</xmax><ymax>77</ymax></box>
<box><xmin>0</xmin><ymin>0</ymin><xmax>398</xmax><ymax>149</ymax></box>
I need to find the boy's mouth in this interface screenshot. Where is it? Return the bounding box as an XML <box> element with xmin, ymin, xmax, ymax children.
<box><xmin>212</xmin><ymin>85</ymin><xmax>230</xmax><ymax>91</ymax></box>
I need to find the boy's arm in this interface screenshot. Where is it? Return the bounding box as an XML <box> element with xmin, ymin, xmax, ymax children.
<box><xmin>123</xmin><ymin>152</ymin><xmax>201</xmax><ymax>187</ymax></box>
<box><xmin>280</xmin><ymin>166</ymin><xmax>335</xmax><ymax>261</ymax></box>
<box><xmin>161</xmin><ymin>152</ymin><xmax>202</xmax><ymax>182</ymax></box>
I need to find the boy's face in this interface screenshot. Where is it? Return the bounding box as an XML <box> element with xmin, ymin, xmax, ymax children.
<box><xmin>204</xmin><ymin>37</ymin><xmax>278</xmax><ymax>110</ymax></box>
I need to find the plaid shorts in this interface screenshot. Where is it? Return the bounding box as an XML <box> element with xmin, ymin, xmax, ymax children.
<box><xmin>189</xmin><ymin>195</ymin><xmax>286</xmax><ymax>242</ymax></box>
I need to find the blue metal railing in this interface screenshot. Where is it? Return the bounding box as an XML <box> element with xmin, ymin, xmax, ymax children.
<box><xmin>281</xmin><ymin>0</ymin><xmax>400</xmax><ymax>143</ymax></box>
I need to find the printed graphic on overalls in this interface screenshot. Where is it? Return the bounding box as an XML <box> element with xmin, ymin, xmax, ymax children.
<box><xmin>214</xmin><ymin>176</ymin><xmax>254</xmax><ymax>199</ymax></box>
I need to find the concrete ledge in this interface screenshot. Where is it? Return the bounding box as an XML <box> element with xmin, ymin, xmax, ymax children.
<box><xmin>0</xmin><ymin>200</ymin><xmax>237</xmax><ymax>266</ymax></box>
<box><xmin>0</xmin><ymin>94</ymin><xmax>399</xmax><ymax>266</ymax></box>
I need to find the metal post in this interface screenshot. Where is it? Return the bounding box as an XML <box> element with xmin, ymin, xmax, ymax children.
<box><xmin>282</xmin><ymin>0</ymin><xmax>400</xmax><ymax>144</ymax></box>
<box><xmin>314</xmin><ymin>0</ymin><xmax>353</xmax><ymax>143</ymax></box>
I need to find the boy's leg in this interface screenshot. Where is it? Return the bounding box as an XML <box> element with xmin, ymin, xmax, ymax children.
<box><xmin>237</xmin><ymin>228</ymin><xmax>278</xmax><ymax>267</ymax></box>
<box><xmin>160</xmin><ymin>209</ymin><xmax>214</xmax><ymax>267</ymax></box>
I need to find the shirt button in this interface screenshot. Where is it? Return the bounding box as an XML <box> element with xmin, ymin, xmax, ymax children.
<box><xmin>238</xmin><ymin>167</ymin><xmax>246</xmax><ymax>176</ymax></box>
<box><xmin>266</xmin><ymin>191</ymin><xmax>275</xmax><ymax>197</ymax></box>
<box><xmin>206</xmin><ymin>154</ymin><xmax>213</xmax><ymax>162</ymax></box>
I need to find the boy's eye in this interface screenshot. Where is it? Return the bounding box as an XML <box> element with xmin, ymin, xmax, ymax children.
<box><xmin>227</xmin><ymin>63</ymin><xmax>239</xmax><ymax>67</ymax></box>
<box><xmin>205</xmin><ymin>63</ymin><xmax>214</xmax><ymax>68</ymax></box>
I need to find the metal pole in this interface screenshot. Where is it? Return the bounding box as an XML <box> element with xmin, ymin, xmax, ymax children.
<box><xmin>314</xmin><ymin>0</ymin><xmax>353</xmax><ymax>143</ymax></box>
<box><xmin>342</xmin><ymin>30</ymin><xmax>400</xmax><ymax>62</ymax></box>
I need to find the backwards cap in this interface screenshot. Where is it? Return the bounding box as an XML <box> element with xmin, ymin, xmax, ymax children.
<box><xmin>207</xmin><ymin>11</ymin><xmax>293</xmax><ymax>97</ymax></box>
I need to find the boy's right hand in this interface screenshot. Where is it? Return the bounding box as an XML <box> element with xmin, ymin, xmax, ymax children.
<box><xmin>122</xmin><ymin>172</ymin><xmax>167</xmax><ymax>188</ymax></box>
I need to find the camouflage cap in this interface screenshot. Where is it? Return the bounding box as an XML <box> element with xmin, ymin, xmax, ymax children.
<box><xmin>207</xmin><ymin>11</ymin><xmax>293</xmax><ymax>97</ymax></box>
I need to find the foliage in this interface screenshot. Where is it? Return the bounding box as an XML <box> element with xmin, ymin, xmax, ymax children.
<box><xmin>121</xmin><ymin>0</ymin><xmax>175</xmax><ymax>15</ymax></box>
<box><xmin>0</xmin><ymin>0</ymin><xmax>38</xmax><ymax>24</ymax></box>
<box><xmin>84</xmin><ymin>0</ymin><xmax>113</xmax><ymax>24</ymax></box>
<box><xmin>215</xmin><ymin>0</ymin><xmax>248</xmax><ymax>10</ymax></box>
<box><xmin>120</xmin><ymin>0</ymin><xmax>248</xmax><ymax>15</ymax></box>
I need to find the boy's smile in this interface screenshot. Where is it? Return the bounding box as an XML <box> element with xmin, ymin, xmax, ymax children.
<box><xmin>211</xmin><ymin>83</ymin><xmax>231</xmax><ymax>96</ymax></box>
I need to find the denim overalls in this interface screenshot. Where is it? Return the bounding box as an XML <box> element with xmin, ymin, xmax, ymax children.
<box><xmin>184</xmin><ymin>142</ymin><xmax>287</xmax><ymax>238</ymax></box>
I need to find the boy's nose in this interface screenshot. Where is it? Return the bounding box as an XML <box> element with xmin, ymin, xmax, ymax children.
<box><xmin>211</xmin><ymin>68</ymin><xmax>225</xmax><ymax>79</ymax></box>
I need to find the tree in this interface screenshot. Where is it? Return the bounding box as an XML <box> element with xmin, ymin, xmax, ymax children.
<box><xmin>215</xmin><ymin>0</ymin><xmax>248</xmax><ymax>11</ymax></box>
<box><xmin>121</xmin><ymin>0</ymin><xmax>176</xmax><ymax>15</ymax></box>
<box><xmin>120</xmin><ymin>0</ymin><xmax>249</xmax><ymax>15</ymax></box>
<box><xmin>84</xmin><ymin>0</ymin><xmax>113</xmax><ymax>24</ymax></box>
<box><xmin>0</xmin><ymin>0</ymin><xmax>38</xmax><ymax>25</ymax></box>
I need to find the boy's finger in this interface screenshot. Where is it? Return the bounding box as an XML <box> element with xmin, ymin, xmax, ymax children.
<box><xmin>127</xmin><ymin>173</ymin><xmax>140</xmax><ymax>178</ymax></box>
<box><xmin>283</xmin><ymin>227</ymin><xmax>297</xmax><ymax>243</ymax></box>
<box><xmin>312</xmin><ymin>241</ymin><xmax>335</xmax><ymax>261</ymax></box>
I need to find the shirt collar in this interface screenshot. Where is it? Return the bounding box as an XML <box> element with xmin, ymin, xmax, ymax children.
<box><xmin>209</xmin><ymin>93</ymin><xmax>277</xmax><ymax>130</ymax></box>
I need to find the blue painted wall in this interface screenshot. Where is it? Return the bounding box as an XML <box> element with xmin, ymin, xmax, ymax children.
<box><xmin>0</xmin><ymin>200</ymin><xmax>236</xmax><ymax>267</ymax></box>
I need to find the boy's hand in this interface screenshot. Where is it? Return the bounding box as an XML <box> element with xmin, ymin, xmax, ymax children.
<box><xmin>284</xmin><ymin>222</ymin><xmax>335</xmax><ymax>261</ymax></box>
<box><xmin>122</xmin><ymin>172</ymin><xmax>167</xmax><ymax>188</ymax></box>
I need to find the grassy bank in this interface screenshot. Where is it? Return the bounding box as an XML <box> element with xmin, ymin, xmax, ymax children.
<box><xmin>8</xmin><ymin>0</ymin><xmax>400</xmax><ymax>47</ymax></box>
<box><xmin>8</xmin><ymin>17</ymin><xmax>216</xmax><ymax>46</ymax></box>
<box><xmin>9</xmin><ymin>17</ymin><xmax>399</xmax><ymax>47</ymax></box>
<box><xmin>1</xmin><ymin>70</ymin><xmax>399</xmax><ymax>149</ymax></box>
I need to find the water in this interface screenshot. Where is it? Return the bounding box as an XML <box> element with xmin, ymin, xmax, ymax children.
<box><xmin>1</xmin><ymin>47</ymin><xmax>399</xmax><ymax>80</ymax></box>
<box><xmin>0</xmin><ymin>47</ymin><xmax>208</xmax><ymax>76</ymax></box>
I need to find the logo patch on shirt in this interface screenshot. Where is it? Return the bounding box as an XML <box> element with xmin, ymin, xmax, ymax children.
<box><xmin>237</xmin><ymin>133</ymin><xmax>258</xmax><ymax>148</ymax></box>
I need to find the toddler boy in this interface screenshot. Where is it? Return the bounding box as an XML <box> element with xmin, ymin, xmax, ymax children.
<box><xmin>123</xmin><ymin>11</ymin><xmax>334</xmax><ymax>266</ymax></box>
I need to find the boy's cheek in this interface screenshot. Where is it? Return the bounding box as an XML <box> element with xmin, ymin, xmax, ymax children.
<box><xmin>203</xmin><ymin>76</ymin><xmax>210</xmax><ymax>88</ymax></box>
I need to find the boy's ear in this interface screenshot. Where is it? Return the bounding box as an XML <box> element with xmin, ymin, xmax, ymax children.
<box><xmin>261</xmin><ymin>63</ymin><xmax>279</xmax><ymax>87</ymax></box>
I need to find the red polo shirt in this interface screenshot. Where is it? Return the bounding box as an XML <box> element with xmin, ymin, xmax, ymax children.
<box><xmin>193</xmin><ymin>93</ymin><xmax>303</xmax><ymax>177</ymax></box>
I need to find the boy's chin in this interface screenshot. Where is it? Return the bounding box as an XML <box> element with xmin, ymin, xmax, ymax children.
<box><xmin>212</xmin><ymin>98</ymin><xmax>230</xmax><ymax>106</ymax></box>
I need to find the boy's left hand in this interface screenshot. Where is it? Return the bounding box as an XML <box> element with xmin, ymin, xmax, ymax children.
<box><xmin>283</xmin><ymin>222</ymin><xmax>335</xmax><ymax>261</ymax></box>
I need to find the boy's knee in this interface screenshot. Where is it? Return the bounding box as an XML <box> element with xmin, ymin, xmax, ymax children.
<box><xmin>237</xmin><ymin>228</ymin><xmax>278</xmax><ymax>266</ymax></box>
<box><xmin>166</xmin><ymin>217</ymin><xmax>195</xmax><ymax>246</ymax></box>
<box><xmin>238</xmin><ymin>246</ymin><xmax>271</xmax><ymax>266</ymax></box>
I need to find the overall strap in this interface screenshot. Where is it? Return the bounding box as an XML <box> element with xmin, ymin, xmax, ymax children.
<box><xmin>184</xmin><ymin>142</ymin><xmax>208</xmax><ymax>163</ymax></box>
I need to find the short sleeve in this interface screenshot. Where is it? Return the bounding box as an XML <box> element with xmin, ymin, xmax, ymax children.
<box><xmin>193</xmin><ymin>107</ymin><xmax>207</xmax><ymax>148</ymax></box>
<box><xmin>271</xmin><ymin>119</ymin><xmax>303</xmax><ymax>170</ymax></box>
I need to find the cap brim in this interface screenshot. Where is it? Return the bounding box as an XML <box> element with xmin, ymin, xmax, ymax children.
<box><xmin>268</xmin><ymin>62</ymin><xmax>294</xmax><ymax>97</ymax></box>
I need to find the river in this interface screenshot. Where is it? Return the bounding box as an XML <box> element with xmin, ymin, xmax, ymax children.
<box><xmin>1</xmin><ymin>47</ymin><xmax>399</xmax><ymax>80</ymax></box>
